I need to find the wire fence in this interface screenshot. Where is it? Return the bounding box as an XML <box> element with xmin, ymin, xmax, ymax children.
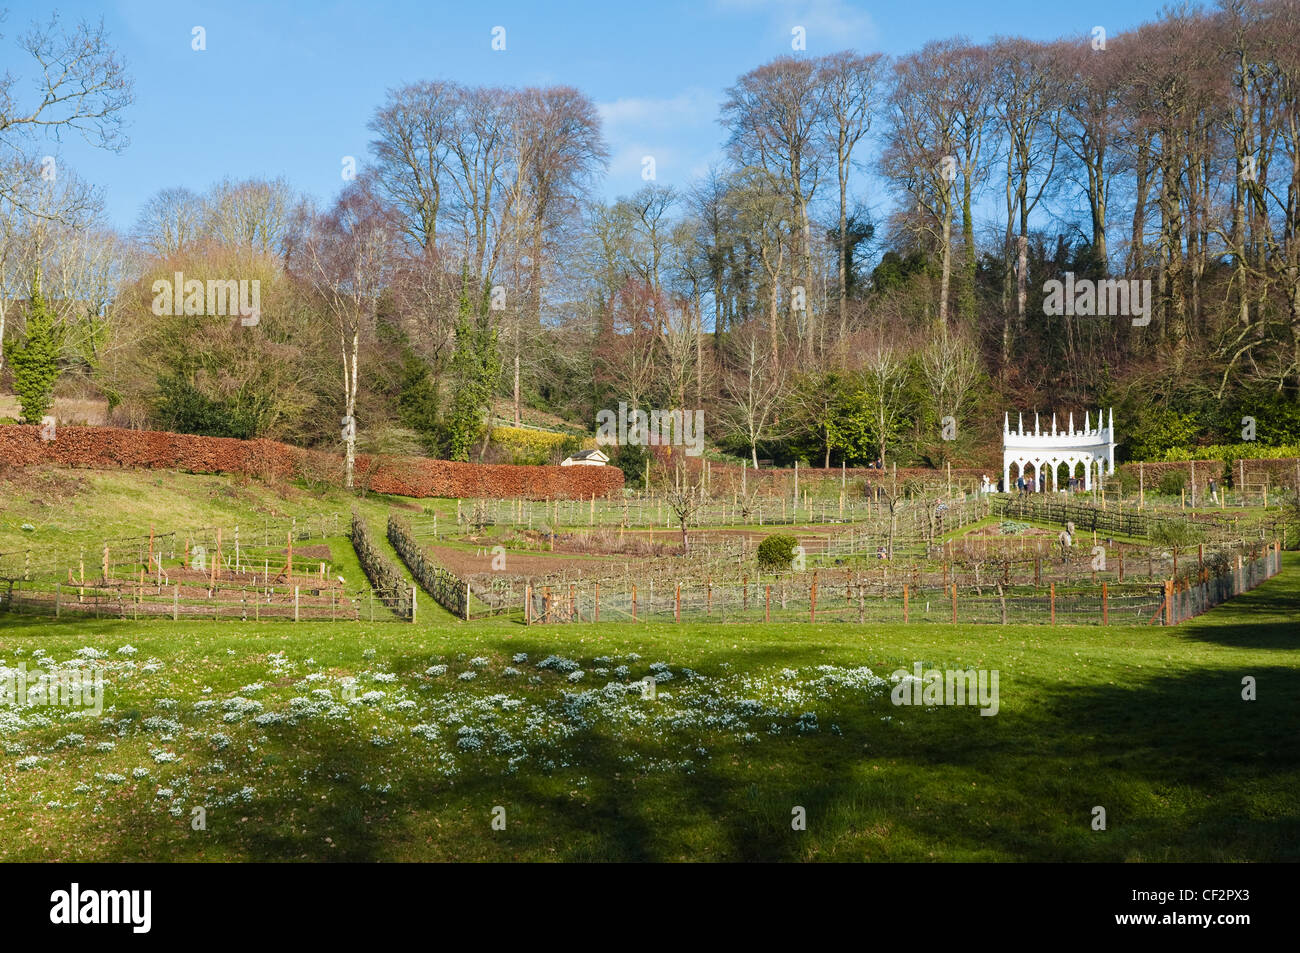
<box><xmin>0</xmin><ymin>513</ymin><xmax>348</xmax><ymax>587</ymax></box>
<box><xmin>0</xmin><ymin>577</ymin><xmax>407</xmax><ymax>623</ymax></box>
<box><xmin>413</xmin><ymin>492</ymin><xmax>993</xmax><ymax>535</ymax></box>
<box><xmin>518</xmin><ymin>542</ymin><xmax>1281</xmax><ymax>627</ymax></box>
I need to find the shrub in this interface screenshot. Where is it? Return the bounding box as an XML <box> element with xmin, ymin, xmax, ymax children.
<box><xmin>757</xmin><ymin>533</ymin><xmax>798</xmax><ymax>571</ymax></box>
<box><xmin>1157</xmin><ymin>471</ymin><xmax>1187</xmax><ymax>496</ymax></box>
<box><xmin>489</xmin><ymin>425</ymin><xmax>576</xmax><ymax>466</ymax></box>
<box><xmin>610</xmin><ymin>443</ymin><xmax>650</xmax><ymax>486</ymax></box>
<box><xmin>8</xmin><ymin>283</ymin><xmax>61</xmax><ymax>424</ymax></box>
<box><xmin>1150</xmin><ymin>519</ymin><xmax>1199</xmax><ymax>549</ymax></box>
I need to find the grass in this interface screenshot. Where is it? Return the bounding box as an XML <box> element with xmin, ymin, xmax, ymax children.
<box><xmin>0</xmin><ymin>468</ymin><xmax>417</xmax><ymax>558</ymax></box>
<box><xmin>0</xmin><ymin>552</ymin><xmax>1294</xmax><ymax>861</ymax></box>
<box><xmin>1</xmin><ymin>468</ymin><xmax>1295</xmax><ymax>861</ymax></box>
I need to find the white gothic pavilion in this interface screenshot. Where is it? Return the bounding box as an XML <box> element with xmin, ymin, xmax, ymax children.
<box><xmin>1002</xmin><ymin>409</ymin><xmax>1116</xmax><ymax>492</ymax></box>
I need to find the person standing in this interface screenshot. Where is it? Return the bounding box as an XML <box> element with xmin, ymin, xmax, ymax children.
<box><xmin>1209</xmin><ymin>476</ymin><xmax>1218</xmax><ymax>504</ymax></box>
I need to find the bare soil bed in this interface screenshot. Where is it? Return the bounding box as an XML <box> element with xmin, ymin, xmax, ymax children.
<box><xmin>424</xmin><ymin>544</ymin><xmax>622</xmax><ymax>579</ymax></box>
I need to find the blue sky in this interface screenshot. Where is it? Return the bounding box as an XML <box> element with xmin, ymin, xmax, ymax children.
<box><xmin>8</xmin><ymin>0</ymin><xmax>1176</xmax><ymax>232</ymax></box>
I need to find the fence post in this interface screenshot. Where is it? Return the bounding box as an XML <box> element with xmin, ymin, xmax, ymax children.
<box><xmin>1102</xmin><ymin>582</ymin><xmax>1108</xmax><ymax>625</ymax></box>
<box><xmin>464</xmin><ymin>583</ymin><xmax>470</xmax><ymax>621</ymax></box>
<box><xmin>632</xmin><ymin>583</ymin><xmax>637</xmax><ymax>622</ymax></box>
<box><xmin>903</xmin><ymin>583</ymin><xmax>909</xmax><ymax>623</ymax></box>
<box><xmin>809</xmin><ymin>578</ymin><xmax>816</xmax><ymax>622</ymax></box>
<box><xmin>675</xmin><ymin>584</ymin><xmax>680</xmax><ymax>623</ymax></box>
<box><xmin>950</xmin><ymin>583</ymin><xmax>957</xmax><ymax>623</ymax></box>
<box><xmin>1164</xmin><ymin>579</ymin><xmax>1174</xmax><ymax>625</ymax></box>
<box><xmin>765</xmin><ymin>585</ymin><xmax>771</xmax><ymax>623</ymax></box>
<box><xmin>525</xmin><ymin>584</ymin><xmax>532</xmax><ymax>625</ymax></box>
<box><xmin>294</xmin><ymin>586</ymin><xmax>300</xmax><ymax>622</ymax></box>
<box><xmin>1050</xmin><ymin>583</ymin><xmax>1055</xmax><ymax>625</ymax></box>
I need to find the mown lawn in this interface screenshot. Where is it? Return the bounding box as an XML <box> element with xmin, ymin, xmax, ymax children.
<box><xmin>0</xmin><ymin>548</ymin><xmax>1295</xmax><ymax>861</ymax></box>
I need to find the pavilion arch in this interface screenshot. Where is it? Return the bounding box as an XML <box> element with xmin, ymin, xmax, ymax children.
<box><xmin>1002</xmin><ymin>410</ymin><xmax>1115</xmax><ymax>492</ymax></box>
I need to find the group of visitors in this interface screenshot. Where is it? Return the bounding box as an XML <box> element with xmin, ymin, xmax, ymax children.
<box><xmin>980</xmin><ymin>472</ymin><xmax>1093</xmax><ymax>494</ymax></box>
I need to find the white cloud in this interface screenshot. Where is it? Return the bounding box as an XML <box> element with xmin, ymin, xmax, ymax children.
<box><xmin>598</xmin><ymin>88</ymin><xmax>720</xmax><ymax>132</ymax></box>
<box><xmin>713</xmin><ymin>0</ymin><xmax>880</xmax><ymax>49</ymax></box>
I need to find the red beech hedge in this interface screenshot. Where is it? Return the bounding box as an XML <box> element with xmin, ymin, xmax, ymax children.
<box><xmin>0</xmin><ymin>425</ymin><xmax>624</xmax><ymax>500</ymax></box>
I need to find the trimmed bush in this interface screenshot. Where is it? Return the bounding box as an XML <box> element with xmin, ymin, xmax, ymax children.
<box><xmin>0</xmin><ymin>425</ymin><xmax>624</xmax><ymax>499</ymax></box>
<box><xmin>349</xmin><ymin>512</ymin><xmax>413</xmax><ymax>620</ymax></box>
<box><xmin>757</xmin><ymin>533</ymin><xmax>798</xmax><ymax>571</ymax></box>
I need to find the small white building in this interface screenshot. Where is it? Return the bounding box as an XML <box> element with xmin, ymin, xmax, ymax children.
<box><xmin>561</xmin><ymin>448</ymin><xmax>609</xmax><ymax>467</ymax></box>
<box><xmin>1003</xmin><ymin>409</ymin><xmax>1115</xmax><ymax>492</ymax></box>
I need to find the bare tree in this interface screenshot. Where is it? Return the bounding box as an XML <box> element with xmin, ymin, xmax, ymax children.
<box><xmin>720</xmin><ymin>324</ymin><xmax>790</xmax><ymax>468</ymax></box>
<box><xmin>0</xmin><ymin>13</ymin><xmax>132</xmax><ymax>215</ymax></box>
<box><xmin>133</xmin><ymin>187</ymin><xmax>206</xmax><ymax>259</ymax></box>
<box><xmin>723</xmin><ymin>57</ymin><xmax>827</xmax><ymax>345</ymax></box>
<box><xmin>298</xmin><ymin>185</ymin><xmax>393</xmax><ymax>488</ymax></box>
<box><xmin>204</xmin><ymin>177</ymin><xmax>305</xmax><ymax>259</ymax></box>
<box><xmin>367</xmin><ymin>80</ymin><xmax>459</xmax><ymax>252</ymax></box>
<box><xmin>918</xmin><ymin>323</ymin><xmax>982</xmax><ymax>457</ymax></box>
<box><xmin>509</xmin><ymin>86</ymin><xmax>608</xmax><ymax>327</ymax></box>
<box><xmin>817</xmin><ymin>51</ymin><xmax>887</xmax><ymax>342</ymax></box>
<box><xmin>860</xmin><ymin>340</ymin><xmax>911</xmax><ymax>466</ymax></box>
<box><xmin>661</xmin><ymin>459</ymin><xmax>707</xmax><ymax>554</ymax></box>
<box><xmin>882</xmin><ymin>42</ymin><xmax>962</xmax><ymax>329</ymax></box>
<box><xmin>0</xmin><ymin>167</ymin><xmax>101</xmax><ymax>375</ymax></box>
<box><xmin>991</xmin><ymin>37</ymin><xmax>1060</xmax><ymax>336</ymax></box>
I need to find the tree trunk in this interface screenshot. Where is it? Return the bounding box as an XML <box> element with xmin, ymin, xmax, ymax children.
<box><xmin>938</xmin><ymin>216</ymin><xmax>952</xmax><ymax>329</ymax></box>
